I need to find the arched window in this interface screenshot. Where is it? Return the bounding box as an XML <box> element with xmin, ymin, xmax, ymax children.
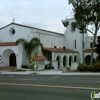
<box><xmin>85</xmin><ymin>55</ymin><xmax>91</xmax><ymax>65</ymax></box>
<box><xmin>71</xmin><ymin>22</ymin><xmax>76</xmax><ymax>31</ymax></box>
<box><xmin>74</xmin><ymin>55</ymin><xmax>77</xmax><ymax>62</ymax></box>
<box><xmin>56</xmin><ymin>56</ymin><xmax>61</xmax><ymax>70</ymax></box>
<box><xmin>69</xmin><ymin>56</ymin><xmax>73</xmax><ymax>66</ymax></box>
<box><xmin>63</xmin><ymin>56</ymin><xmax>67</xmax><ymax>67</ymax></box>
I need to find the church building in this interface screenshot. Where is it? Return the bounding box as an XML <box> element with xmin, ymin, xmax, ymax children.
<box><xmin>0</xmin><ymin>18</ymin><xmax>98</xmax><ymax>70</ymax></box>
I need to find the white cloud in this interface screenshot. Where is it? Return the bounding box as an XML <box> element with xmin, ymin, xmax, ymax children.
<box><xmin>0</xmin><ymin>0</ymin><xmax>73</xmax><ymax>33</ymax></box>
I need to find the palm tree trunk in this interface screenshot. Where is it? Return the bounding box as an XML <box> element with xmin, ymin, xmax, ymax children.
<box><xmin>90</xmin><ymin>28</ymin><xmax>98</xmax><ymax>65</ymax></box>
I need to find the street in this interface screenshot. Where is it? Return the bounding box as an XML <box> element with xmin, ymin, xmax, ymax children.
<box><xmin>0</xmin><ymin>75</ymin><xmax>100</xmax><ymax>100</ymax></box>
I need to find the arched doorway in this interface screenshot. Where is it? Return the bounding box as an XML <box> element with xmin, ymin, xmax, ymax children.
<box><xmin>85</xmin><ymin>55</ymin><xmax>91</xmax><ymax>65</ymax></box>
<box><xmin>56</xmin><ymin>56</ymin><xmax>61</xmax><ymax>70</ymax></box>
<box><xmin>63</xmin><ymin>56</ymin><xmax>67</xmax><ymax>67</ymax></box>
<box><xmin>69</xmin><ymin>56</ymin><xmax>73</xmax><ymax>66</ymax></box>
<box><xmin>2</xmin><ymin>49</ymin><xmax>17</xmax><ymax>67</ymax></box>
<box><xmin>9</xmin><ymin>53</ymin><xmax>16</xmax><ymax>66</ymax></box>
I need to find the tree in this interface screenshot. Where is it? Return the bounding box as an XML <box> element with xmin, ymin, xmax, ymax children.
<box><xmin>95</xmin><ymin>36</ymin><xmax>100</xmax><ymax>62</ymax></box>
<box><xmin>30</xmin><ymin>52</ymin><xmax>39</xmax><ymax>72</ymax></box>
<box><xmin>67</xmin><ymin>0</ymin><xmax>100</xmax><ymax>65</ymax></box>
<box><xmin>16</xmin><ymin>37</ymin><xmax>43</xmax><ymax>67</ymax></box>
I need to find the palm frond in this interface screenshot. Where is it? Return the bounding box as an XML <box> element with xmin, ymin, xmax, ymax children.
<box><xmin>30</xmin><ymin>37</ymin><xmax>40</xmax><ymax>44</ymax></box>
<box><xmin>30</xmin><ymin>37</ymin><xmax>43</xmax><ymax>48</ymax></box>
<box><xmin>16</xmin><ymin>38</ymin><xmax>27</xmax><ymax>44</ymax></box>
<box><xmin>16</xmin><ymin>37</ymin><xmax>43</xmax><ymax>62</ymax></box>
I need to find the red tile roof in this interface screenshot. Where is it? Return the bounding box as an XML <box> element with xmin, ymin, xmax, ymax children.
<box><xmin>32</xmin><ymin>56</ymin><xmax>47</xmax><ymax>61</ymax></box>
<box><xmin>0</xmin><ymin>42</ymin><xmax>18</xmax><ymax>46</ymax></box>
<box><xmin>84</xmin><ymin>49</ymin><xmax>96</xmax><ymax>52</ymax></box>
<box><xmin>36</xmin><ymin>56</ymin><xmax>47</xmax><ymax>61</ymax></box>
<box><xmin>42</xmin><ymin>47</ymin><xmax>78</xmax><ymax>53</ymax></box>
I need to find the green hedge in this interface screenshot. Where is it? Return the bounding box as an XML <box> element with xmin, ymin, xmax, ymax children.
<box><xmin>45</xmin><ymin>64</ymin><xmax>54</xmax><ymax>70</ymax></box>
<box><xmin>77</xmin><ymin>63</ymin><xmax>100</xmax><ymax>72</ymax></box>
<box><xmin>92</xmin><ymin>63</ymin><xmax>100</xmax><ymax>72</ymax></box>
<box><xmin>77</xmin><ymin>63</ymin><xmax>88</xmax><ymax>71</ymax></box>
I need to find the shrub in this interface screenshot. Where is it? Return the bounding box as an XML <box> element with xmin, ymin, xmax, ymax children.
<box><xmin>51</xmin><ymin>66</ymin><xmax>54</xmax><ymax>69</ymax></box>
<box><xmin>87</xmin><ymin>65</ymin><xmax>93</xmax><ymax>72</ymax></box>
<box><xmin>13</xmin><ymin>69</ymin><xmax>26</xmax><ymax>72</ymax></box>
<box><xmin>30</xmin><ymin>64</ymin><xmax>39</xmax><ymax>71</ymax></box>
<box><xmin>45</xmin><ymin>64</ymin><xmax>49</xmax><ymax>69</ymax></box>
<box><xmin>30</xmin><ymin>65</ymin><xmax>34</xmax><ymax>70</ymax></box>
<box><xmin>45</xmin><ymin>64</ymin><xmax>54</xmax><ymax>70</ymax></box>
<box><xmin>21</xmin><ymin>65</ymin><xmax>29</xmax><ymax>68</ymax></box>
<box><xmin>92</xmin><ymin>63</ymin><xmax>100</xmax><ymax>72</ymax></box>
<box><xmin>77</xmin><ymin>63</ymin><xmax>88</xmax><ymax>71</ymax></box>
<box><xmin>66</xmin><ymin>66</ymin><xmax>71</xmax><ymax>71</ymax></box>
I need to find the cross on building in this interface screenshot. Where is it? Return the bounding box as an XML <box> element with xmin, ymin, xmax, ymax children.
<box><xmin>12</xmin><ymin>18</ymin><xmax>15</xmax><ymax>23</ymax></box>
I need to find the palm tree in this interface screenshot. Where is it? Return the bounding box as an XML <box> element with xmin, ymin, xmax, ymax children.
<box><xmin>16</xmin><ymin>37</ymin><xmax>43</xmax><ymax>67</ymax></box>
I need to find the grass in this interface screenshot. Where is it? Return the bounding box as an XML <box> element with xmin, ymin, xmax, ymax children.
<box><xmin>11</xmin><ymin>69</ymin><xmax>26</xmax><ymax>72</ymax></box>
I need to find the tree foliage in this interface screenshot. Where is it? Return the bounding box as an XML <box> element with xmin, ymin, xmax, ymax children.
<box><xmin>68</xmin><ymin>0</ymin><xmax>100</xmax><ymax>65</ymax></box>
<box><xmin>30</xmin><ymin>52</ymin><xmax>39</xmax><ymax>71</ymax></box>
<box><xmin>16</xmin><ymin>37</ymin><xmax>43</xmax><ymax>63</ymax></box>
<box><xmin>62</xmin><ymin>19</ymin><xmax>69</xmax><ymax>27</ymax></box>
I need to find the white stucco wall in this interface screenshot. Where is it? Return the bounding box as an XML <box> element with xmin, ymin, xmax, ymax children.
<box><xmin>0</xmin><ymin>22</ymin><xmax>99</xmax><ymax>71</ymax></box>
<box><xmin>37</xmin><ymin>60</ymin><xmax>44</xmax><ymax>70</ymax></box>
<box><xmin>0</xmin><ymin>25</ymin><xmax>31</xmax><ymax>42</ymax></box>
<box><xmin>0</xmin><ymin>46</ymin><xmax>18</xmax><ymax>66</ymax></box>
<box><xmin>52</xmin><ymin>52</ymin><xmax>79</xmax><ymax>70</ymax></box>
<box><xmin>37</xmin><ymin>32</ymin><xmax>65</xmax><ymax>48</ymax></box>
<box><xmin>64</xmin><ymin>18</ymin><xmax>88</xmax><ymax>63</ymax></box>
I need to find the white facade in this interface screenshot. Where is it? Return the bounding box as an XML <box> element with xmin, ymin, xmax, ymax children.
<box><xmin>0</xmin><ymin>19</ymin><xmax>98</xmax><ymax>70</ymax></box>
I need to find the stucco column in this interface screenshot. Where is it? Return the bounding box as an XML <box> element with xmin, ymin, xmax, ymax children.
<box><xmin>17</xmin><ymin>44</ymin><xmax>23</xmax><ymax>69</ymax></box>
<box><xmin>71</xmin><ymin>61</ymin><xmax>74</xmax><ymax>70</ymax></box>
<box><xmin>52</xmin><ymin>52</ymin><xmax>55</xmax><ymax>61</ymax></box>
<box><xmin>67</xmin><ymin>56</ymin><xmax>69</xmax><ymax>68</ymax></box>
<box><xmin>67</xmin><ymin>59</ymin><xmax>69</xmax><ymax>67</ymax></box>
<box><xmin>60</xmin><ymin>57</ymin><xmax>63</xmax><ymax>70</ymax></box>
<box><xmin>52</xmin><ymin>60</ymin><xmax>58</xmax><ymax>70</ymax></box>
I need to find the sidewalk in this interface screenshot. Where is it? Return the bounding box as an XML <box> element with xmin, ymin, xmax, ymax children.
<box><xmin>0</xmin><ymin>70</ymin><xmax>100</xmax><ymax>75</ymax></box>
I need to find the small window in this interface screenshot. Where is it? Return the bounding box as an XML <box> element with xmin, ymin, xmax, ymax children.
<box><xmin>63</xmin><ymin>47</ymin><xmax>66</xmax><ymax>51</ymax></box>
<box><xmin>10</xmin><ymin>28</ymin><xmax>15</xmax><ymax>35</ymax></box>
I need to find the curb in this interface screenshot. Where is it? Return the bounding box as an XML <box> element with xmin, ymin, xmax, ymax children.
<box><xmin>0</xmin><ymin>71</ymin><xmax>100</xmax><ymax>75</ymax></box>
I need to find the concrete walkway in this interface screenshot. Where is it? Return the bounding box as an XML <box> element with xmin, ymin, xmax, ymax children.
<box><xmin>0</xmin><ymin>70</ymin><xmax>100</xmax><ymax>75</ymax></box>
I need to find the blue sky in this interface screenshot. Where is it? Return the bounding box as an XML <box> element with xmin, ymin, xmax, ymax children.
<box><xmin>0</xmin><ymin>0</ymin><xmax>73</xmax><ymax>34</ymax></box>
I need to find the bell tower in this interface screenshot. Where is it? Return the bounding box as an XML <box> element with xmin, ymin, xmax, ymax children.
<box><xmin>63</xmin><ymin>18</ymin><xmax>87</xmax><ymax>63</ymax></box>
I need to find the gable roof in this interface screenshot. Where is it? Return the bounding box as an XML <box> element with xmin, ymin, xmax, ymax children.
<box><xmin>0</xmin><ymin>42</ymin><xmax>18</xmax><ymax>46</ymax></box>
<box><xmin>0</xmin><ymin>22</ymin><xmax>63</xmax><ymax>35</ymax></box>
<box><xmin>42</xmin><ymin>47</ymin><xmax>78</xmax><ymax>53</ymax></box>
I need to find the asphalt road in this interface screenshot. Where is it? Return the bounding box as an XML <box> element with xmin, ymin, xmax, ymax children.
<box><xmin>0</xmin><ymin>75</ymin><xmax>100</xmax><ymax>100</ymax></box>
